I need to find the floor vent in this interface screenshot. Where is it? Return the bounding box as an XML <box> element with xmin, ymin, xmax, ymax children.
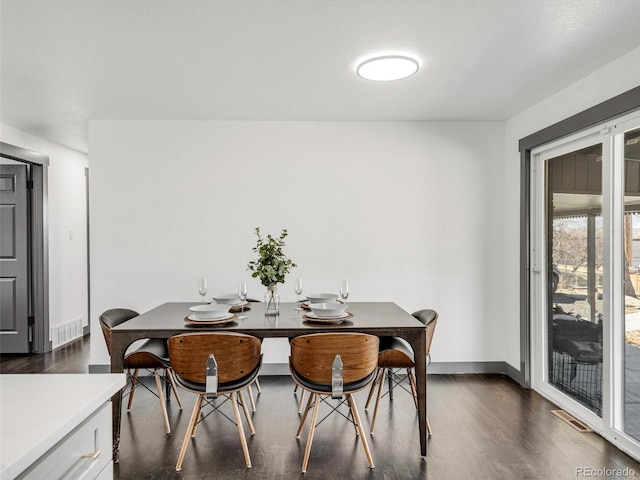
<box><xmin>51</xmin><ymin>317</ymin><xmax>83</xmax><ymax>349</ymax></box>
<box><xmin>551</xmin><ymin>409</ymin><xmax>592</xmax><ymax>432</ymax></box>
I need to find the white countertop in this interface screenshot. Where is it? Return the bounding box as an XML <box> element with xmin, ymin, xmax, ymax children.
<box><xmin>0</xmin><ymin>374</ymin><xmax>125</xmax><ymax>480</ymax></box>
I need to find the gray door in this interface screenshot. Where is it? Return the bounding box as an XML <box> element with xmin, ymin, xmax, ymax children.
<box><xmin>0</xmin><ymin>164</ymin><xmax>30</xmax><ymax>353</ymax></box>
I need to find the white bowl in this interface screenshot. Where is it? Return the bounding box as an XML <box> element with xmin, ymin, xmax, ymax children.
<box><xmin>212</xmin><ymin>293</ymin><xmax>242</xmax><ymax>305</ymax></box>
<box><xmin>309</xmin><ymin>302</ymin><xmax>348</xmax><ymax>318</ymax></box>
<box><xmin>189</xmin><ymin>304</ymin><xmax>232</xmax><ymax>319</ymax></box>
<box><xmin>306</xmin><ymin>293</ymin><xmax>338</xmax><ymax>304</ymax></box>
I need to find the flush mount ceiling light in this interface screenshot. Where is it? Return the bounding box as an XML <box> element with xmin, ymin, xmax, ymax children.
<box><xmin>356</xmin><ymin>55</ymin><xmax>419</xmax><ymax>81</ymax></box>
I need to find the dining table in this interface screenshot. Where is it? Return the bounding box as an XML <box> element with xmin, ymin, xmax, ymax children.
<box><xmin>108</xmin><ymin>301</ymin><xmax>428</xmax><ymax>460</ymax></box>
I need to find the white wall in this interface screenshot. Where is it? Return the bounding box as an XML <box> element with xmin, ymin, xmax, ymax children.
<box><xmin>2</xmin><ymin>47</ymin><xmax>637</xmax><ymax>372</ymax></box>
<box><xmin>0</xmin><ymin>123</ymin><xmax>89</xmax><ymax>338</ymax></box>
<box><xmin>501</xmin><ymin>46</ymin><xmax>640</xmax><ymax>369</ymax></box>
<box><xmin>88</xmin><ymin>120</ymin><xmax>505</xmax><ymax>367</ymax></box>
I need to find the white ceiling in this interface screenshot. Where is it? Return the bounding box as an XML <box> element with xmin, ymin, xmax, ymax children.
<box><xmin>2</xmin><ymin>0</ymin><xmax>640</xmax><ymax>154</ymax></box>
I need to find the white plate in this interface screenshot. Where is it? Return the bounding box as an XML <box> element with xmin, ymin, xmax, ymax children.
<box><xmin>305</xmin><ymin>311</ymin><xmax>349</xmax><ymax>320</ymax></box>
<box><xmin>187</xmin><ymin>312</ymin><xmax>234</xmax><ymax>322</ymax></box>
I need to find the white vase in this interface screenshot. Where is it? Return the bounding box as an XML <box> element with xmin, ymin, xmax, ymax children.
<box><xmin>264</xmin><ymin>285</ymin><xmax>280</xmax><ymax>315</ymax></box>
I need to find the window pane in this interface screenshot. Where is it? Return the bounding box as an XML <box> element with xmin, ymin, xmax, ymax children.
<box><xmin>546</xmin><ymin>143</ymin><xmax>603</xmax><ymax>416</ymax></box>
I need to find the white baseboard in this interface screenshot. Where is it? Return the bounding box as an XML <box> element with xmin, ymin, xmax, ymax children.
<box><xmin>90</xmin><ymin>361</ymin><xmax>524</xmax><ymax>384</ymax></box>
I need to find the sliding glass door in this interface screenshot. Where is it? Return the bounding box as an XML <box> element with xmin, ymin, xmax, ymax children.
<box><xmin>623</xmin><ymin>126</ymin><xmax>640</xmax><ymax>444</ymax></box>
<box><xmin>547</xmin><ymin>143</ymin><xmax>603</xmax><ymax>416</ymax></box>
<box><xmin>531</xmin><ymin>112</ymin><xmax>640</xmax><ymax>459</ymax></box>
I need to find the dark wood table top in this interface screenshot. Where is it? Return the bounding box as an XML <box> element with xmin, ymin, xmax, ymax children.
<box><xmin>110</xmin><ymin>301</ymin><xmax>424</xmax><ymax>339</ymax></box>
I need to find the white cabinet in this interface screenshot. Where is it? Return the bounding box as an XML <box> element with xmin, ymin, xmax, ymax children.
<box><xmin>0</xmin><ymin>374</ymin><xmax>125</xmax><ymax>480</ymax></box>
<box><xmin>16</xmin><ymin>403</ymin><xmax>111</xmax><ymax>480</ymax></box>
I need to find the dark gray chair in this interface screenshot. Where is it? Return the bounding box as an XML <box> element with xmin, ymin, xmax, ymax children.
<box><xmin>99</xmin><ymin>308</ymin><xmax>183</xmax><ymax>434</ymax></box>
<box><xmin>364</xmin><ymin>309</ymin><xmax>438</xmax><ymax>435</ymax></box>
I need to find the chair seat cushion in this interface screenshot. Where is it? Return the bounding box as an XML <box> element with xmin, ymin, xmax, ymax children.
<box><xmin>124</xmin><ymin>339</ymin><xmax>170</xmax><ymax>369</ymax></box>
<box><xmin>174</xmin><ymin>357</ymin><xmax>262</xmax><ymax>394</ymax></box>
<box><xmin>378</xmin><ymin>337</ymin><xmax>415</xmax><ymax>368</ymax></box>
<box><xmin>290</xmin><ymin>363</ymin><xmax>376</xmax><ymax>394</ymax></box>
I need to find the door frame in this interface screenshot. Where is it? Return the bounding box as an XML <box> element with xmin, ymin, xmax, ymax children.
<box><xmin>0</xmin><ymin>142</ymin><xmax>50</xmax><ymax>353</ymax></box>
<box><xmin>520</xmin><ymin>89</ymin><xmax>640</xmax><ymax>461</ymax></box>
<box><xmin>518</xmin><ymin>86</ymin><xmax>640</xmax><ymax>388</ymax></box>
<box><xmin>529</xmin><ymin>127</ymin><xmax>608</xmax><ymax>432</ymax></box>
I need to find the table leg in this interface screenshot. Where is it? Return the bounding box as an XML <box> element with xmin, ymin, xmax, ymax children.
<box><xmin>401</xmin><ymin>329</ymin><xmax>427</xmax><ymax>457</ymax></box>
<box><xmin>110</xmin><ymin>332</ymin><xmax>133</xmax><ymax>462</ymax></box>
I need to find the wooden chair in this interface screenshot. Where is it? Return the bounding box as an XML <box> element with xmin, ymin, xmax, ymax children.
<box><xmin>364</xmin><ymin>309</ymin><xmax>438</xmax><ymax>435</ymax></box>
<box><xmin>167</xmin><ymin>332</ymin><xmax>262</xmax><ymax>471</ymax></box>
<box><xmin>99</xmin><ymin>308</ymin><xmax>183</xmax><ymax>434</ymax></box>
<box><xmin>289</xmin><ymin>333</ymin><xmax>379</xmax><ymax>473</ymax></box>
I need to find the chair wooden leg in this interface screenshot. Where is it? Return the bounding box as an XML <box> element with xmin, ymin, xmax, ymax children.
<box><xmin>406</xmin><ymin>368</ymin><xmax>429</xmax><ymax>434</ymax></box>
<box><xmin>190</xmin><ymin>395</ymin><xmax>204</xmax><ymax>437</ymax></box>
<box><xmin>231</xmin><ymin>392</ymin><xmax>252</xmax><ymax>468</ymax></box>
<box><xmin>296</xmin><ymin>391</ymin><xmax>314</xmax><ymax>438</ymax></box>
<box><xmin>127</xmin><ymin>369</ymin><xmax>139</xmax><ymax>411</ymax></box>
<box><xmin>301</xmin><ymin>393</ymin><xmax>321</xmax><ymax>474</ymax></box>
<box><xmin>238</xmin><ymin>389</ymin><xmax>255</xmax><ymax>435</ymax></box>
<box><xmin>387</xmin><ymin>368</ymin><xmax>394</xmax><ymax>400</ymax></box>
<box><xmin>166</xmin><ymin>368</ymin><xmax>184</xmax><ymax>410</ymax></box>
<box><xmin>297</xmin><ymin>389</ymin><xmax>306</xmax><ymax>414</ymax></box>
<box><xmin>369</xmin><ymin>366</ymin><xmax>386</xmax><ymax>435</ymax></box>
<box><xmin>341</xmin><ymin>399</ymin><xmax>360</xmax><ymax>436</ymax></box>
<box><xmin>365</xmin><ymin>368</ymin><xmax>383</xmax><ymax>410</ymax></box>
<box><xmin>176</xmin><ymin>394</ymin><xmax>203</xmax><ymax>472</ymax></box>
<box><xmin>407</xmin><ymin>368</ymin><xmax>418</xmax><ymax>409</ymax></box>
<box><xmin>154</xmin><ymin>369</ymin><xmax>171</xmax><ymax>434</ymax></box>
<box><xmin>294</xmin><ymin>382</ymin><xmax>309</xmax><ymax>414</ymax></box>
<box><xmin>347</xmin><ymin>394</ymin><xmax>374</xmax><ymax>469</ymax></box>
<box><xmin>247</xmin><ymin>385</ymin><xmax>256</xmax><ymax>412</ymax></box>
<box><xmin>254</xmin><ymin>377</ymin><xmax>261</xmax><ymax>394</ymax></box>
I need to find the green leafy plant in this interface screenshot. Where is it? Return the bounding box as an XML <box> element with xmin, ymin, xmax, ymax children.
<box><xmin>247</xmin><ymin>227</ymin><xmax>297</xmax><ymax>287</ymax></box>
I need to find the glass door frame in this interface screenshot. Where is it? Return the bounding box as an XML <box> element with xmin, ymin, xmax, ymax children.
<box><xmin>519</xmin><ymin>87</ymin><xmax>640</xmax><ymax>392</ymax></box>
<box><xmin>530</xmin><ymin>126</ymin><xmax>607</xmax><ymax>431</ymax></box>
<box><xmin>529</xmin><ymin>111</ymin><xmax>640</xmax><ymax>460</ymax></box>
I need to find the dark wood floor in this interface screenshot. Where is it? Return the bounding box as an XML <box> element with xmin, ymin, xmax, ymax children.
<box><xmin>2</xmin><ymin>336</ymin><xmax>640</xmax><ymax>479</ymax></box>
